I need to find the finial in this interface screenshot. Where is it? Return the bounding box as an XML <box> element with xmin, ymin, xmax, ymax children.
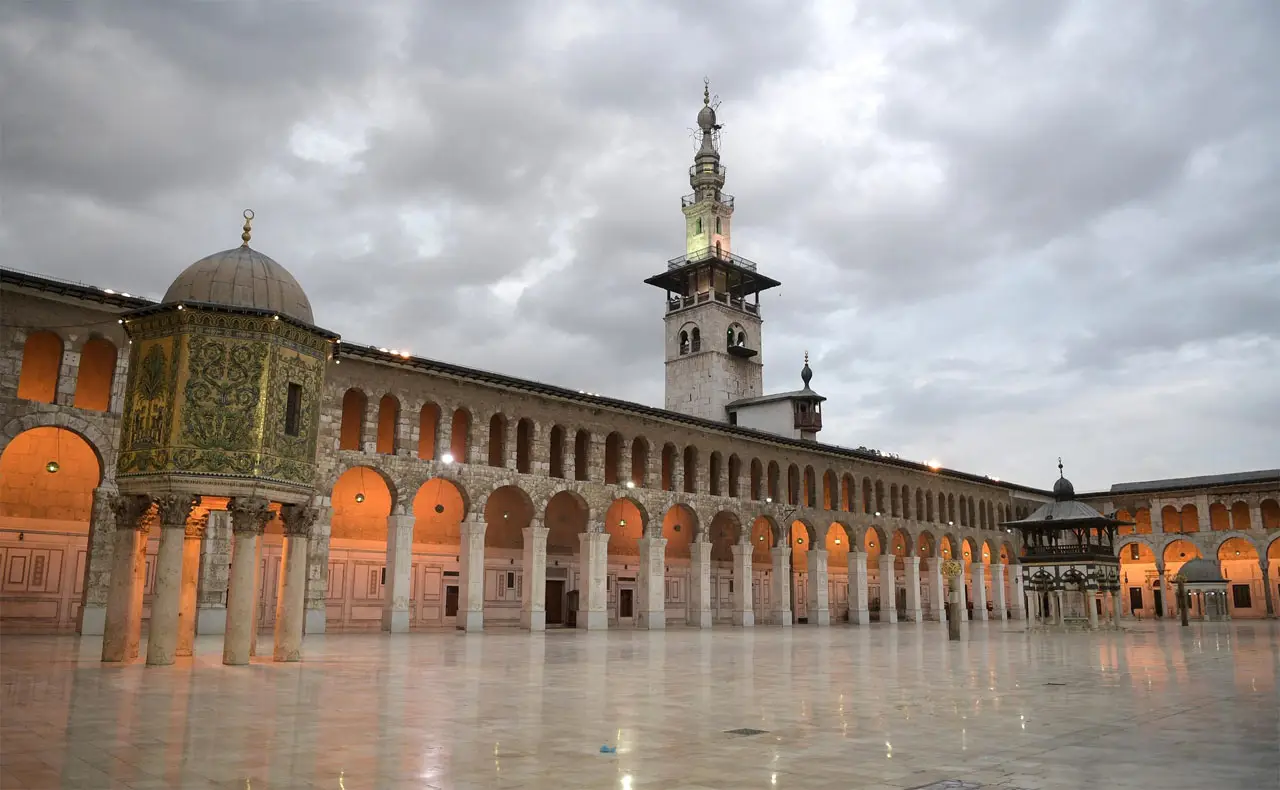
<box><xmin>1058</xmin><ymin>457</ymin><xmax>1064</xmax><ymax>478</ymax></box>
<box><xmin>801</xmin><ymin>351</ymin><xmax>813</xmax><ymax>389</ymax></box>
<box><xmin>240</xmin><ymin>209</ymin><xmax>255</xmax><ymax>246</ymax></box>
<box><xmin>703</xmin><ymin>77</ymin><xmax>710</xmax><ymax>106</ymax></box>
<box><xmin>804</xmin><ymin>350</ymin><xmax>809</xmax><ymax>365</ymax></box>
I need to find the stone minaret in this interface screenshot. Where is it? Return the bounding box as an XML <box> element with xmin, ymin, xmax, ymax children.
<box><xmin>644</xmin><ymin>81</ymin><xmax>780</xmax><ymax>421</ymax></box>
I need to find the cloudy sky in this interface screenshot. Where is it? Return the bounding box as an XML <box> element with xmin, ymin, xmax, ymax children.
<box><xmin>3</xmin><ymin>1</ymin><xmax>1277</xmax><ymax>492</ymax></box>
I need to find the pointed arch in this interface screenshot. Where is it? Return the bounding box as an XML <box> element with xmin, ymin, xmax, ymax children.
<box><xmin>17</xmin><ymin>331</ymin><xmax>63</xmax><ymax>404</ymax></box>
<box><xmin>376</xmin><ymin>394</ymin><xmax>400</xmax><ymax>455</ymax></box>
<box><xmin>339</xmin><ymin>388</ymin><xmax>367</xmax><ymax>451</ymax></box>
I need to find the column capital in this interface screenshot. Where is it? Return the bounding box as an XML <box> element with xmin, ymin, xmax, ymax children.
<box><xmin>459</xmin><ymin>520</ymin><xmax>486</xmax><ymax>538</ymax></box>
<box><xmin>580</xmin><ymin>530</ymin><xmax>610</xmax><ymax>546</ymax></box>
<box><xmin>229</xmin><ymin>497</ymin><xmax>273</xmax><ymax>535</ymax></box>
<box><xmin>902</xmin><ymin>555</ymin><xmax>920</xmax><ymax>567</ymax></box>
<box><xmin>154</xmin><ymin>493</ymin><xmax>198</xmax><ymax>529</ymax></box>
<box><xmin>185</xmin><ymin>511</ymin><xmax>209</xmax><ymax>539</ymax></box>
<box><xmin>281</xmin><ymin>504</ymin><xmax>319</xmax><ymax>538</ymax></box>
<box><xmin>110</xmin><ymin>493</ymin><xmax>152</xmax><ymax>531</ymax></box>
<box><xmin>808</xmin><ymin>548</ymin><xmax>829</xmax><ymax>558</ymax></box>
<box><xmin>522</xmin><ymin>525</ymin><xmax>550</xmax><ymax>540</ymax></box>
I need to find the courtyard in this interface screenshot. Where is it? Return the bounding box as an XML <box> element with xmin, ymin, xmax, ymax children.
<box><xmin>1</xmin><ymin>622</ymin><xmax>1277</xmax><ymax>789</ymax></box>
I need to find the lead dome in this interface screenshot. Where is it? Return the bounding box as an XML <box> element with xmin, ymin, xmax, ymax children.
<box><xmin>162</xmin><ymin>211</ymin><xmax>314</xmax><ymax>324</ymax></box>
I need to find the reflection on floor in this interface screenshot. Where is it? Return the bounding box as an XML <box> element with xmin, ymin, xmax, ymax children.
<box><xmin>1</xmin><ymin>621</ymin><xmax>1277</xmax><ymax>789</ymax></box>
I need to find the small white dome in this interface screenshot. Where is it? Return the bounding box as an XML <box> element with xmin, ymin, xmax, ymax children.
<box><xmin>163</xmin><ymin>245</ymin><xmax>313</xmax><ymax>324</ymax></box>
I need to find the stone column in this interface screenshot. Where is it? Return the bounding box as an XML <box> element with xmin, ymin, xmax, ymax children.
<box><xmin>770</xmin><ymin>546</ymin><xmax>792</xmax><ymax>626</ymax></box>
<box><xmin>1011</xmin><ymin>570</ymin><xmax>1026</xmax><ymax>620</ymax></box>
<box><xmin>903</xmin><ymin>556</ymin><xmax>922</xmax><ymax>622</ymax></box>
<box><xmin>223</xmin><ymin>497</ymin><xmax>271</xmax><ymax>666</ymax></box>
<box><xmin>878</xmin><ymin>555</ymin><xmax>897</xmax><ymax>624</ymax></box>
<box><xmin>274</xmin><ymin>505</ymin><xmax>317</xmax><ymax>661</ymax></box>
<box><xmin>848</xmin><ymin>551</ymin><xmax>870</xmax><ymax>625</ymax></box>
<box><xmin>176</xmin><ymin>512</ymin><xmax>207</xmax><ymax>657</ymax></box>
<box><xmin>146</xmin><ymin>494</ymin><xmax>198</xmax><ymax>666</ymax></box>
<box><xmin>78</xmin><ymin>486</ymin><xmax>118</xmax><ymax>635</ymax></box>
<box><xmin>1111</xmin><ymin>589</ymin><xmax>1123</xmax><ymax>625</ymax></box>
<box><xmin>990</xmin><ymin>562</ymin><xmax>1007</xmax><ymax>621</ymax></box>
<box><xmin>520</xmin><ymin>526</ymin><xmax>549</xmax><ymax>630</ymax></box>
<box><xmin>196</xmin><ymin>510</ymin><xmax>231</xmax><ymax>635</ymax></box>
<box><xmin>806</xmin><ymin>549</ymin><xmax>831</xmax><ymax>626</ymax></box>
<box><xmin>927</xmin><ymin>557</ymin><xmax>947</xmax><ymax>622</ymax></box>
<box><xmin>304</xmin><ymin>510</ymin><xmax>332</xmax><ymax>634</ymax></box>
<box><xmin>970</xmin><ymin>562</ymin><xmax>988</xmax><ymax>621</ymax></box>
<box><xmin>1261</xmin><ymin>561</ymin><xmax>1275</xmax><ymax>618</ymax></box>
<box><xmin>730</xmin><ymin>542</ymin><xmax>754</xmax><ymax>626</ymax></box>
<box><xmin>456</xmin><ymin>520</ymin><xmax>486</xmax><ymax>632</ymax></box>
<box><xmin>101</xmin><ymin>494</ymin><xmax>151</xmax><ymax>662</ymax></box>
<box><xmin>636</xmin><ymin>536</ymin><xmax>668</xmax><ymax>630</ymax></box>
<box><xmin>687</xmin><ymin>539</ymin><xmax>713</xmax><ymax>628</ymax></box>
<box><xmin>382</xmin><ymin>512</ymin><xmax>414</xmax><ymax>633</ymax></box>
<box><xmin>1087</xmin><ymin>584</ymin><xmax>1100</xmax><ymax>629</ymax></box>
<box><xmin>577</xmin><ymin>531</ymin><xmax>609</xmax><ymax>630</ymax></box>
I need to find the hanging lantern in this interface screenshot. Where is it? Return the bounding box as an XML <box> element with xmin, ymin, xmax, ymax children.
<box><xmin>355</xmin><ymin>492</ymin><xmax>365</xmax><ymax>503</ymax></box>
<box><xmin>46</xmin><ymin>460</ymin><xmax>60</xmax><ymax>474</ymax></box>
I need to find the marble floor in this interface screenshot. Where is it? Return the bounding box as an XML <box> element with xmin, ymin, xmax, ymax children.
<box><xmin>1</xmin><ymin>621</ymin><xmax>1278</xmax><ymax>790</ymax></box>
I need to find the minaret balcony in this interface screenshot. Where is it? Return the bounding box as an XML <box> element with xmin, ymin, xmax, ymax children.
<box><xmin>689</xmin><ymin>163</ymin><xmax>727</xmax><ymax>179</ymax></box>
<box><xmin>682</xmin><ymin>191</ymin><xmax>735</xmax><ymax>209</ymax></box>
<box><xmin>667</xmin><ymin>246</ymin><xmax>758</xmax><ymax>272</ymax></box>
<box><xmin>666</xmin><ymin>290</ymin><xmax>760</xmax><ymax>315</ymax></box>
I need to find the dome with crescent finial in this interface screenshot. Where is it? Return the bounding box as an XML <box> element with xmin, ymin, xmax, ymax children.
<box><xmin>1052</xmin><ymin>457</ymin><xmax>1076</xmax><ymax>501</ymax></box>
<box><xmin>162</xmin><ymin>210</ymin><xmax>314</xmax><ymax>324</ymax></box>
<box><xmin>697</xmin><ymin>79</ymin><xmax>717</xmax><ymax>130</ymax></box>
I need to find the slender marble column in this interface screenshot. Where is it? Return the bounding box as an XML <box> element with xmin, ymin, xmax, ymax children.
<box><xmin>196</xmin><ymin>510</ymin><xmax>231</xmax><ymax>635</ymax></box>
<box><xmin>903</xmin><ymin>556</ymin><xmax>923</xmax><ymax>622</ymax></box>
<box><xmin>1087</xmin><ymin>586</ymin><xmax>1100</xmax><ymax>629</ymax></box>
<box><xmin>1261</xmin><ymin>562</ymin><xmax>1275</xmax><ymax>618</ymax></box>
<box><xmin>730</xmin><ymin>543</ymin><xmax>754</xmax><ymax>627</ymax></box>
<box><xmin>457</xmin><ymin>520</ymin><xmax>486</xmax><ymax>633</ymax></box>
<box><xmin>770</xmin><ymin>546</ymin><xmax>792</xmax><ymax>626</ymax></box>
<box><xmin>687</xmin><ymin>540</ymin><xmax>713</xmax><ymax>628</ymax></box>
<box><xmin>928</xmin><ymin>558</ymin><xmax>947</xmax><ymax>623</ymax></box>
<box><xmin>1011</xmin><ymin>570</ymin><xmax>1026</xmax><ymax>620</ymax></box>
<box><xmin>990</xmin><ymin>562</ymin><xmax>1007</xmax><ymax>621</ymax></box>
<box><xmin>304</xmin><ymin>512</ymin><xmax>332</xmax><ymax>634</ymax></box>
<box><xmin>223</xmin><ymin>497</ymin><xmax>271</xmax><ymax>666</ymax></box>
<box><xmin>878</xmin><ymin>554</ymin><xmax>897</xmax><ymax>624</ymax></box>
<box><xmin>636</xmin><ymin>536</ymin><xmax>668</xmax><ymax>630</ymax></box>
<box><xmin>520</xmin><ymin>526</ymin><xmax>549</xmax><ymax>630</ymax></box>
<box><xmin>1111</xmin><ymin>588</ymin><xmax>1123</xmax><ymax>626</ymax></box>
<box><xmin>577</xmin><ymin>531</ymin><xmax>609</xmax><ymax>630</ymax></box>
<box><xmin>848</xmin><ymin>550</ymin><xmax>870</xmax><ymax>625</ymax></box>
<box><xmin>176</xmin><ymin>513</ymin><xmax>207</xmax><ymax>657</ymax></box>
<box><xmin>147</xmin><ymin>494</ymin><xmax>198</xmax><ymax>666</ymax></box>
<box><xmin>382</xmin><ymin>513</ymin><xmax>414</xmax><ymax>633</ymax></box>
<box><xmin>806</xmin><ymin>549</ymin><xmax>831</xmax><ymax>626</ymax></box>
<box><xmin>274</xmin><ymin>505</ymin><xmax>317</xmax><ymax>661</ymax></box>
<box><xmin>101</xmin><ymin>494</ymin><xmax>151</xmax><ymax>662</ymax></box>
<box><xmin>970</xmin><ymin>561</ymin><xmax>989</xmax><ymax>621</ymax></box>
<box><xmin>78</xmin><ymin>486</ymin><xmax>118</xmax><ymax>636</ymax></box>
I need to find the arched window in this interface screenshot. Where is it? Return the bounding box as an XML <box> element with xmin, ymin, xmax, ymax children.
<box><xmin>690</xmin><ymin>327</ymin><xmax>701</xmax><ymax>352</ymax></box>
<box><xmin>74</xmin><ymin>337</ymin><xmax>117</xmax><ymax>411</ymax></box>
<box><xmin>376</xmin><ymin>394</ymin><xmax>399</xmax><ymax>454</ymax></box>
<box><xmin>715</xmin><ymin>217</ymin><xmax>722</xmax><ymax>234</ymax></box>
<box><xmin>679</xmin><ymin>331</ymin><xmax>690</xmax><ymax>355</ymax></box>
<box><xmin>695</xmin><ymin>217</ymin><xmax>703</xmax><ymax>234</ymax></box>
<box><xmin>737</xmin><ymin>331</ymin><xmax>745</xmax><ymax>347</ymax></box>
<box><xmin>715</xmin><ymin>240</ymin><xmax>722</xmax><ymax>257</ymax></box>
<box><xmin>17</xmin><ymin>331</ymin><xmax>63</xmax><ymax>404</ymax></box>
<box><xmin>339</xmin><ymin>389</ymin><xmax>367</xmax><ymax>451</ymax></box>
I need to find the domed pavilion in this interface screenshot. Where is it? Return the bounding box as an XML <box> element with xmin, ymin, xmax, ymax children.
<box><xmin>104</xmin><ymin>211</ymin><xmax>337</xmax><ymax>668</ymax></box>
<box><xmin>1001</xmin><ymin>459</ymin><xmax>1134</xmax><ymax>630</ymax></box>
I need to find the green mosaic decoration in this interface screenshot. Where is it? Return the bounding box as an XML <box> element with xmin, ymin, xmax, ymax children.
<box><xmin>117</xmin><ymin>307</ymin><xmax>331</xmax><ymax>493</ymax></box>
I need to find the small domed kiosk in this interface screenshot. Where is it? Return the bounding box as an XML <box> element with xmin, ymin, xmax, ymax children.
<box><xmin>1174</xmin><ymin>558</ymin><xmax>1232</xmax><ymax>621</ymax></box>
<box><xmin>105</xmin><ymin>211</ymin><xmax>337</xmax><ymax>668</ymax></box>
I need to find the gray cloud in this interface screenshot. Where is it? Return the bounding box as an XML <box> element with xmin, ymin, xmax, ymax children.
<box><xmin>2</xmin><ymin>0</ymin><xmax>1277</xmax><ymax>492</ymax></box>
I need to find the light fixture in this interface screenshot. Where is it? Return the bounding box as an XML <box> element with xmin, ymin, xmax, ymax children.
<box><xmin>766</xmin><ymin>497</ymin><xmax>772</xmax><ymax>503</ymax></box>
<box><xmin>758</xmin><ymin>535</ymin><xmax>764</xmax><ymax>541</ymax></box>
<box><xmin>797</xmin><ymin>537</ymin><xmax>804</xmax><ymax>545</ymax></box>
<box><xmin>834</xmin><ymin>538</ymin><xmax>842</xmax><ymax>545</ymax></box>
<box><xmin>619</xmin><ymin>519</ymin><xmax>626</xmax><ymax>527</ymax></box>
<box><xmin>503</xmin><ymin>513</ymin><xmax>509</xmax><ymax>520</ymax></box>
<box><xmin>626</xmin><ymin>481</ymin><xmax>636</xmax><ymax>489</ymax></box>
<box><xmin>441</xmin><ymin>453</ymin><xmax>455</xmax><ymax>464</ymax></box>
<box><xmin>355</xmin><ymin>467</ymin><xmax>367</xmax><ymax>503</ymax></box>
<box><xmin>176</xmin><ymin>304</ymin><xmax>184</xmax><ymax>311</ymax></box>
<box><xmin>273</xmin><ymin>315</ymin><xmax>280</xmax><ymax>321</ymax></box>
<box><xmin>875</xmin><ymin>511</ymin><xmax>881</xmax><ymax>517</ymax></box>
<box><xmin>869</xmin><ymin>541</ymin><xmax>876</xmax><ymax>548</ymax></box>
<box><xmin>354</xmin><ymin>492</ymin><xmax>365</xmax><ymax>503</ymax></box>
<box><xmin>948</xmin><ymin>521</ymin><xmax>954</xmax><ymax>526</ymax></box>
<box><xmin>46</xmin><ymin>460</ymin><xmax>60</xmax><ymax>474</ymax></box>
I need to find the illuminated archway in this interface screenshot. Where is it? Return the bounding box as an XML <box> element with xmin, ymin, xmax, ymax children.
<box><xmin>0</xmin><ymin>427</ymin><xmax>102</xmax><ymax>524</ymax></box>
<box><xmin>412</xmin><ymin>478</ymin><xmax>467</xmax><ymax>545</ymax></box>
<box><xmin>331</xmin><ymin>466</ymin><xmax>392</xmax><ymax>541</ymax></box>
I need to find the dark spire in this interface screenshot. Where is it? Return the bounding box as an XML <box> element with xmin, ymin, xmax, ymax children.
<box><xmin>801</xmin><ymin>350</ymin><xmax>812</xmax><ymax>389</ymax></box>
<box><xmin>1052</xmin><ymin>457</ymin><xmax>1076</xmax><ymax>502</ymax></box>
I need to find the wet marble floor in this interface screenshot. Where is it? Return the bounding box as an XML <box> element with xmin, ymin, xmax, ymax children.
<box><xmin>1</xmin><ymin>621</ymin><xmax>1277</xmax><ymax>789</ymax></box>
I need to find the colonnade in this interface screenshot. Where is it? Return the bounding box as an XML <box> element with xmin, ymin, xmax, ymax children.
<box><xmin>100</xmin><ymin>493</ymin><xmax>317</xmax><ymax>666</ymax></box>
<box><xmin>374</xmin><ymin>517</ymin><xmax>1026</xmax><ymax>633</ymax></box>
<box><xmin>1027</xmin><ymin>586</ymin><xmax>1125</xmax><ymax>628</ymax></box>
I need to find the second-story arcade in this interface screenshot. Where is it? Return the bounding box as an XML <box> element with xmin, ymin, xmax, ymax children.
<box><xmin>645</xmin><ymin>81</ymin><xmax>781</xmax><ymax>422</ymax></box>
